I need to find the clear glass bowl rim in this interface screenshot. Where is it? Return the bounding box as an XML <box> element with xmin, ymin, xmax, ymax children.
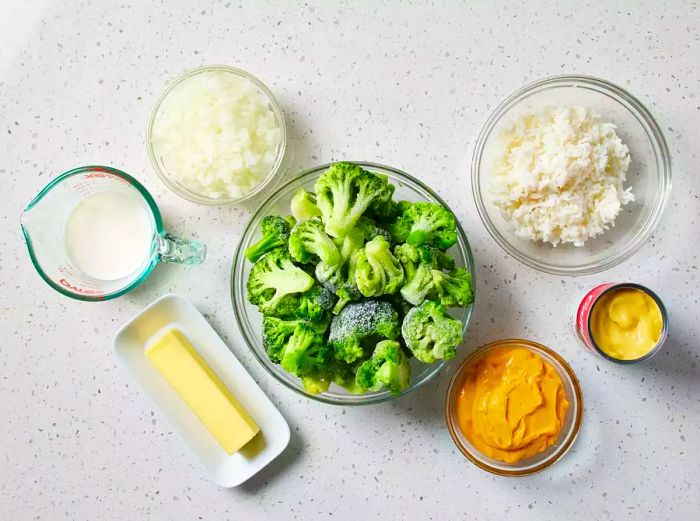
<box><xmin>231</xmin><ymin>161</ymin><xmax>476</xmax><ymax>405</ymax></box>
<box><xmin>445</xmin><ymin>338</ymin><xmax>584</xmax><ymax>476</ymax></box>
<box><xmin>146</xmin><ymin>64</ymin><xmax>288</xmax><ymax>206</ymax></box>
<box><xmin>471</xmin><ymin>74</ymin><xmax>672</xmax><ymax>276</ymax></box>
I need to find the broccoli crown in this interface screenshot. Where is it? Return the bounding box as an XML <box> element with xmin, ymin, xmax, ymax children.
<box><xmin>332</xmin><ymin>280</ymin><xmax>362</xmax><ymax>315</ymax></box>
<box><xmin>246</xmin><ymin>249</ymin><xmax>315</xmax><ymax>314</ymax></box>
<box><xmin>296</xmin><ymin>285</ymin><xmax>337</xmax><ymax>321</ymax></box>
<box><xmin>300</xmin><ymin>374</ymin><xmax>332</xmax><ymax>394</ymax></box>
<box><xmin>388</xmin><ymin>201</ymin><xmax>458</xmax><ymax>250</ymax></box>
<box><xmin>354</xmin><ymin>236</ymin><xmax>405</xmax><ymax>297</ymax></box>
<box><xmin>290</xmin><ymin>188</ymin><xmax>322</xmax><ymax>221</ymax></box>
<box><xmin>431</xmin><ymin>268</ymin><xmax>474</xmax><ymax>308</ymax></box>
<box><xmin>401</xmin><ymin>300</ymin><xmax>463</xmax><ymax>363</ymax></box>
<box><xmin>314</xmin><ymin>162</ymin><xmax>393</xmax><ymax>238</ymax></box>
<box><xmin>328</xmin><ymin>299</ymin><xmax>400</xmax><ymax>363</ymax></box>
<box><xmin>355</xmin><ymin>216</ymin><xmax>393</xmax><ymax>244</ymax></box>
<box><xmin>245</xmin><ymin>215</ymin><xmax>293</xmax><ymax>263</ymax></box>
<box><xmin>355</xmin><ymin>340</ymin><xmax>410</xmax><ymax>394</ymax></box>
<box><xmin>366</xmin><ymin>195</ymin><xmax>400</xmax><ymax>224</ymax></box>
<box><xmin>400</xmin><ymin>264</ymin><xmax>435</xmax><ymax>306</ymax></box>
<box><xmin>289</xmin><ymin>218</ymin><xmax>341</xmax><ymax>268</ymax></box>
<box><xmin>434</xmin><ymin>249</ymin><xmax>456</xmax><ymax>271</ymax></box>
<box><xmin>395</xmin><ymin>243</ymin><xmax>438</xmax><ymax>306</ymax></box>
<box><xmin>262</xmin><ymin>316</ymin><xmax>302</xmax><ymax>363</ymax></box>
<box><xmin>280</xmin><ymin>323</ymin><xmax>330</xmax><ymax>377</ymax></box>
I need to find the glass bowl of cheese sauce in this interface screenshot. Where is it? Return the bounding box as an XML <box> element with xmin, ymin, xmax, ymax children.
<box><xmin>445</xmin><ymin>339</ymin><xmax>583</xmax><ymax>476</ymax></box>
<box><xmin>573</xmin><ymin>283</ymin><xmax>668</xmax><ymax>363</ymax></box>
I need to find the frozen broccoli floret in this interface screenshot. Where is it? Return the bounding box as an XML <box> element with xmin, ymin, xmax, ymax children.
<box><xmin>262</xmin><ymin>315</ymin><xmax>328</xmax><ymax>362</ymax></box>
<box><xmin>244</xmin><ymin>215</ymin><xmax>293</xmax><ymax>262</ymax></box>
<box><xmin>300</xmin><ymin>373</ymin><xmax>332</xmax><ymax>394</ymax></box>
<box><xmin>328</xmin><ymin>299</ymin><xmax>400</xmax><ymax>363</ymax></box>
<box><xmin>315</xmin><ymin>228</ymin><xmax>364</xmax><ymax>290</ymax></box>
<box><xmin>289</xmin><ymin>218</ymin><xmax>341</xmax><ymax>267</ymax></box>
<box><xmin>431</xmin><ymin>268</ymin><xmax>474</xmax><ymax>308</ymax></box>
<box><xmin>388</xmin><ymin>201</ymin><xmax>458</xmax><ymax>249</ymax></box>
<box><xmin>354</xmin><ymin>236</ymin><xmax>404</xmax><ymax>297</ymax></box>
<box><xmin>262</xmin><ymin>316</ymin><xmax>301</xmax><ymax>363</ymax></box>
<box><xmin>296</xmin><ymin>286</ymin><xmax>337</xmax><ymax>321</ymax></box>
<box><xmin>246</xmin><ymin>249</ymin><xmax>314</xmax><ymax>314</ymax></box>
<box><xmin>355</xmin><ymin>340</ymin><xmax>410</xmax><ymax>394</ymax></box>
<box><xmin>332</xmin><ymin>280</ymin><xmax>362</xmax><ymax>315</ymax></box>
<box><xmin>401</xmin><ymin>300</ymin><xmax>463</xmax><ymax>363</ymax></box>
<box><xmin>394</xmin><ymin>243</ymin><xmax>436</xmax><ymax>306</ymax></box>
<box><xmin>314</xmin><ymin>162</ymin><xmax>393</xmax><ymax>237</ymax></box>
<box><xmin>329</xmin><ymin>359</ymin><xmax>364</xmax><ymax>393</ymax></box>
<box><xmin>290</xmin><ymin>188</ymin><xmax>322</xmax><ymax>221</ymax></box>
<box><xmin>280</xmin><ymin>323</ymin><xmax>330</xmax><ymax>377</ymax></box>
<box><xmin>366</xmin><ymin>194</ymin><xmax>400</xmax><ymax>224</ymax></box>
<box><xmin>356</xmin><ymin>216</ymin><xmax>393</xmax><ymax>245</ymax></box>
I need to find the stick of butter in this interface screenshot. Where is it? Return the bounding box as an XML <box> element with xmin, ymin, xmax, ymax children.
<box><xmin>145</xmin><ymin>329</ymin><xmax>260</xmax><ymax>455</ymax></box>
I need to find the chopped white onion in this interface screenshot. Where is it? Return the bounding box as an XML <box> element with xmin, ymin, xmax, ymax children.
<box><xmin>151</xmin><ymin>70</ymin><xmax>282</xmax><ymax>200</ymax></box>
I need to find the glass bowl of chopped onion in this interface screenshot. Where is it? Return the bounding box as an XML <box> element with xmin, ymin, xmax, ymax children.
<box><xmin>147</xmin><ymin>65</ymin><xmax>289</xmax><ymax>205</ymax></box>
<box><xmin>231</xmin><ymin>162</ymin><xmax>475</xmax><ymax>405</ymax></box>
<box><xmin>472</xmin><ymin>75</ymin><xmax>671</xmax><ymax>275</ymax></box>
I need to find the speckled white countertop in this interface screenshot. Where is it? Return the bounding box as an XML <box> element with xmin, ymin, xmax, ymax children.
<box><xmin>2</xmin><ymin>1</ymin><xmax>699</xmax><ymax>519</ymax></box>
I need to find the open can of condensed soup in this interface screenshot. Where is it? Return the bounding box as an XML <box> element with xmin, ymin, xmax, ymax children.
<box><xmin>574</xmin><ymin>283</ymin><xmax>668</xmax><ymax>364</ymax></box>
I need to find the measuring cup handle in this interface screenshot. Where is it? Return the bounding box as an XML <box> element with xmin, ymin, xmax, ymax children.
<box><xmin>157</xmin><ymin>233</ymin><xmax>206</xmax><ymax>265</ymax></box>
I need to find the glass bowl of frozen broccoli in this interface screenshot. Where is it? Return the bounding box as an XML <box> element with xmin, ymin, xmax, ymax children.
<box><xmin>231</xmin><ymin>162</ymin><xmax>475</xmax><ymax>405</ymax></box>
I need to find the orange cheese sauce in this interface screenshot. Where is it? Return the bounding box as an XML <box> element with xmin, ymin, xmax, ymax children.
<box><xmin>456</xmin><ymin>347</ymin><xmax>569</xmax><ymax>464</ymax></box>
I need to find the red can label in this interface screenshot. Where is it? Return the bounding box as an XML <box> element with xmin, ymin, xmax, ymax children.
<box><xmin>575</xmin><ymin>282</ymin><xmax>616</xmax><ymax>354</ymax></box>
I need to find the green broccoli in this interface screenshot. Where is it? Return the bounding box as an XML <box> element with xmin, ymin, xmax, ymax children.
<box><xmin>261</xmin><ymin>286</ymin><xmax>335</xmax><ymax>321</ymax></box>
<box><xmin>401</xmin><ymin>300</ymin><xmax>463</xmax><ymax>363</ymax></box>
<box><xmin>280</xmin><ymin>323</ymin><xmax>330</xmax><ymax>377</ymax></box>
<box><xmin>314</xmin><ymin>162</ymin><xmax>393</xmax><ymax>238</ymax></box>
<box><xmin>431</xmin><ymin>268</ymin><xmax>474</xmax><ymax>308</ymax></box>
<box><xmin>355</xmin><ymin>340</ymin><xmax>410</xmax><ymax>394</ymax></box>
<box><xmin>394</xmin><ymin>243</ymin><xmax>436</xmax><ymax>306</ymax></box>
<box><xmin>300</xmin><ymin>373</ymin><xmax>332</xmax><ymax>394</ymax></box>
<box><xmin>315</xmin><ymin>228</ymin><xmax>364</xmax><ymax>290</ymax></box>
<box><xmin>296</xmin><ymin>286</ymin><xmax>337</xmax><ymax>321</ymax></box>
<box><xmin>366</xmin><ymin>194</ymin><xmax>400</xmax><ymax>224</ymax></box>
<box><xmin>244</xmin><ymin>215</ymin><xmax>293</xmax><ymax>262</ymax></box>
<box><xmin>356</xmin><ymin>216</ymin><xmax>393</xmax><ymax>244</ymax></box>
<box><xmin>262</xmin><ymin>316</ymin><xmax>301</xmax><ymax>363</ymax></box>
<box><xmin>289</xmin><ymin>218</ymin><xmax>341</xmax><ymax>268</ymax></box>
<box><xmin>388</xmin><ymin>201</ymin><xmax>458</xmax><ymax>249</ymax></box>
<box><xmin>354</xmin><ymin>236</ymin><xmax>405</xmax><ymax>297</ymax></box>
<box><xmin>329</xmin><ymin>359</ymin><xmax>364</xmax><ymax>393</ymax></box>
<box><xmin>328</xmin><ymin>299</ymin><xmax>400</xmax><ymax>363</ymax></box>
<box><xmin>290</xmin><ymin>188</ymin><xmax>322</xmax><ymax>221</ymax></box>
<box><xmin>333</xmin><ymin>280</ymin><xmax>362</xmax><ymax>315</ymax></box>
<box><xmin>319</xmin><ymin>239</ymin><xmax>364</xmax><ymax>314</ymax></box>
<box><xmin>247</xmin><ymin>249</ymin><xmax>314</xmax><ymax>314</ymax></box>
<box><xmin>262</xmin><ymin>315</ymin><xmax>328</xmax><ymax>361</ymax></box>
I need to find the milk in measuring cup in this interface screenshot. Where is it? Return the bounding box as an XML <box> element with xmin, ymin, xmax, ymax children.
<box><xmin>65</xmin><ymin>191</ymin><xmax>154</xmax><ymax>280</ymax></box>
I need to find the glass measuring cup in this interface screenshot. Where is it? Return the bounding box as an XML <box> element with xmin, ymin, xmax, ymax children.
<box><xmin>20</xmin><ymin>165</ymin><xmax>206</xmax><ymax>301</ymax></box>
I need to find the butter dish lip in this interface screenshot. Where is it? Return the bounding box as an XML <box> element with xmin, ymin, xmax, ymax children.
<box><xmin>113</xmin><ymin>293</ymin><xmax>290</xmax><ymax>487</ymax></box>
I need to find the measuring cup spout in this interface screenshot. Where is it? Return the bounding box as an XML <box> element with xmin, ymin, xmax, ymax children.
<box><xmin>157</xmin><ymin>233</ymin><xmax>207</xmax><ymax>265</ymax></box>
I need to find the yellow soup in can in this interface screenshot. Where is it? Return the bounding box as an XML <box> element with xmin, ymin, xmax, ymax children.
<box><xmin>590</xmin><ymin>287</ymin><xmax>663</xmax><ymax>361</ymax></box>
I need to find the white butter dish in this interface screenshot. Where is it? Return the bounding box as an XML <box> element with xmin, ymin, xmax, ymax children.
<box><xmin>113</xmin><ymin>293</ymin><xmax>290</xmax><ymax>487</ymax></box>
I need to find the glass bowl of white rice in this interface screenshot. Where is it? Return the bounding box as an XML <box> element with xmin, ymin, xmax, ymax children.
<box><xmin>147</xmin><ymin>65</ymin><xmax>288</xmax><ymax>205</ymax></box>
<box><xmin>472</xmin><ymin>75</ymin><xmax>671</xmax><ymax>276</ymax></box>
